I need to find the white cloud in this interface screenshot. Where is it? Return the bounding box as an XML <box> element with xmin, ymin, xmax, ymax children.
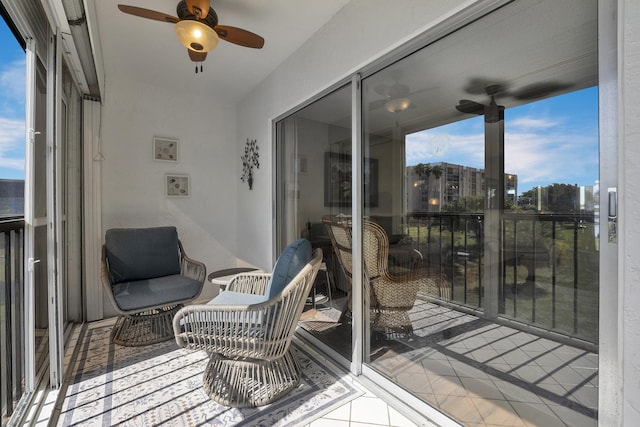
<box><xmin>0</xmin><ymin>58</ymin><xmax>26</xmax><ymax>176</ymax></box>
<box><xmin>504</xmin><ymin>129</ymin><xmax>597</xmax><ymax>189</ymax></box>
<box><xmin>405</xmin><ymin>113</ymin><xmax>598</xmax><ymax>192</ymax></box>
<box><xmin>509</xmin><ymin>117</ymin><xmax>559</xmax><ymax>130</ymax></box>
<box><xmin>0</xmin><ymin>59</ymin><xmax>26</xmax><ymax>116</ymax></box>
<box><xmin>406</xmin><ymin>131</ymin><xmax>484</xmax><ymax>168</ymax></box>
<box><xmin>0</xmin><ymin>117</ymin><xmax>25</xmax><ymax>172</ymax></box>
<box><xmin>0</xmin><ymin>157</ymin><xmax>25</xmax><ymax>171</ymax></box>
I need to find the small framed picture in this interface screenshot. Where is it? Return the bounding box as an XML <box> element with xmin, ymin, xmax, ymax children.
<box><xmin>166</xmin><ymin>174</ymin><xmax>190</xmax><ymax>197</ymax></box>
<box><xmin>153</xmin><ymin>137</ymin><xmax>179</xmax><ymax>162</ymax></box>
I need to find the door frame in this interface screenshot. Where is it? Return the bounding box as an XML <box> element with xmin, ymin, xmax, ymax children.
<box><xmin>23</xmin><ymin>36</ymin><xmax>38</xmax><ymax>395</ymax></box>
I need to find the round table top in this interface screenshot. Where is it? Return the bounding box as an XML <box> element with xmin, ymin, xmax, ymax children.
<box><xmin>207</xmin><ymin>267</ymin><xmax>259</xmax><ymax>286</ymax></box>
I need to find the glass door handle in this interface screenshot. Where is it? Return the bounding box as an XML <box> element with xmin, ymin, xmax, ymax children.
<box><xmin>27</xmin><ymin>258</ymin><xmax>41</xmax><ymax>272</ymax></box>
<box><xmin>608</xmin><ymin>188</ymin><xmax>617</xmax><ymax>220</ymax></box>
<box><xmin>608</xmin><ymin>187</ymin><xmax>617</xmax><ymax>243</ymax></box>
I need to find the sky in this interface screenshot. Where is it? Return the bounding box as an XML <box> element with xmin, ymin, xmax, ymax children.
<box><xmin>0</xmin><ymin>16</ymin><xmax>26</xmax><ymax>180</ymax></box>
<box><xmin>406</xmin><ymin>87</ymin><xmax>599</xmax><ymax>195</ymax></box>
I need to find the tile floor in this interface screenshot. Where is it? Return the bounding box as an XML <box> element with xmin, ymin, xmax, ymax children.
<box><xmin>301</xmin><ymin>298</ymin><xmax>599</xmax><ymax>426</ymax></box>
<box><xmin>369</xmin><ymin>302</ymin><xmax>598</xmax><ymax>427</ymax></box>
<box><xmin>303</xmin><ymin>386</ymin><xmax>422</xmax><ymax>427</ymax></box>
<box><xmin>40</xmin><ymin>299</ymin><xmax>598</xmax><ymax>427</ymax></box>
<box><xmin>37</xmin><ymin>320</ymin><xmax>428</xmax><ymax>427</ymax></box>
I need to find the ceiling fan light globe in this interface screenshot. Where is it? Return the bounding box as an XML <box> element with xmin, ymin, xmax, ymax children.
<box><xmin>175</xmin><ymin>19</ymin><xmax>219</xmax><ymax>52</ymax></box>
<box><xmin>385</xmin><ymin>97</ymin><xmax>411</xmax><ymax>113</ymax></box>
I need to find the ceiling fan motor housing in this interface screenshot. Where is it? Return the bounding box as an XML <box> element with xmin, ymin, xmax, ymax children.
<box><xmin>177</xmin><ymin>0</ymin><xmax>218</xmax><ymax>29</ymax></box>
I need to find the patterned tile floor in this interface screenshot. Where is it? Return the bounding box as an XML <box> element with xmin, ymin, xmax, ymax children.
<box><xmin>41</xmin><ymin>300</ymin><xmax>597</xmax><ymax>427</ymax></box>
<box><xmin>43</xmin><ymin>321</ymin><xmax>423</xmax><ymax>427</ymax></box>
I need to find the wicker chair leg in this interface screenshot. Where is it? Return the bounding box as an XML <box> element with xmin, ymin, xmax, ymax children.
<box><xmin>203</xmin><ymin>350</ymin><xmax>301</xmax><ymax>408</ymax></box>
<box><xmin>371</xmin><ymin>309</ymin><xmax>414</xmax><ymax>337</ymax></box>
<box><xmin>111</xmin><ymin>304</ymin><xmax>183</xmax><ymax>347</ymax></box>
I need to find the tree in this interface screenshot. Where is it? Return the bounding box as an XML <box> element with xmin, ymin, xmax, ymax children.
<box><xmin>442</xmin><ymin>195</ymin><xmax>484</xmax><ymax>213</ymax></box>
<box><xmin>414</xmin><ymin>163</ymin><xmax>432</xmax><ymax>181</ymax></box>
<box><xmin>431</xmin><ymin>164</ymin><xmax>443</xmax><ymax>180</ymax></box>
<box><xmin>521</xmin><ymin>183</ymin><xmax>579</xmax><ymax>213</ymax></box>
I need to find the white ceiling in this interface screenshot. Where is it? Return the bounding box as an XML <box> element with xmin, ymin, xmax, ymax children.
<box><xmin>92</xmin><ymin>0</ymin><xmax>350</xmax><ymax>102</ymax></box>
<box><xmin>296</xmin><ymin>0</ymin><xmax>597</xmax><ymax>138</ymax></box>
<box><xmin>90</xmin><ymin>0</ymin><xmax>597</xmax><ymax>127</ymax></box>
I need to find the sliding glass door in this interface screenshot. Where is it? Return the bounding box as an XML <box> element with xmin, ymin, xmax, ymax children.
<box><xmin>24</xmin><ymin>36</ymin><xmax>51</xmax><ymax>397</ymax></box>
<box><xmin>276</xmin><ymin>1</ymin><xmax>607</xmax><ymax>425</ymax></box>
<box><xmin>2</xmin><ymin>2</ymin><xmax>83</xmax><ymax>419</ymax></box>
<box><xmin>275</xmin><ymin>84</ymin><xmax>353</xmax><ymax>362</ymax></box>
<box><xmin>360</xmin><ymin>1</ymin><xmax>600</xmax><ymax>425</ymax></box>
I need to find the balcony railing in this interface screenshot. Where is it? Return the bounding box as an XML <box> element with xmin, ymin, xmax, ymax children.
<box><xmin>406</xmin><ymin>211</ymin><xmax>598</xmax><ymax>344</ymax></box>
<box><xmin>0</xmin><ymin>217</ymin><xmax>25</xmax><ymax>422</ymax></box>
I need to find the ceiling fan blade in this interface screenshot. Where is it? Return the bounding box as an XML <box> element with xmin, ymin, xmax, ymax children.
<box><xmin>511</xmin><ymin>82</ymin><xmax>573</xmax><ymax>100</ymax></box>
<box><xmin>368</xmin><ymin>99</ymin><xmax>387</xmax><ymax>110</ymax></box>
<box><xmin>374</xmin><ymin>83</ymin><xmax>410</xmax><ymax>99</ymax></box>
<box><xmin>215</xmin><ymin>25</ymin><xmax>264</xmax><ymax>48</ymax></box>
<box><xmin>117</xmin><ymin>5</ymin><xmax>178</xmax><ymax>24</ymax></box>
<box><xmin>455</xmin><ymin>99</ymin><xmax>485</xmax><ymax>115</ymax></box>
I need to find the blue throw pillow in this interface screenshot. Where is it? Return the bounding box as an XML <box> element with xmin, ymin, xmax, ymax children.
<box><xmin>266</xmin><ymin>239</ymin><xmax>312</xmax><ymax>299</ymax></box>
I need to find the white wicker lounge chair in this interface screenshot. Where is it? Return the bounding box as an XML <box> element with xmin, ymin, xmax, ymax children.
<box><xmin>102</xmin><ymin>226</ymin><xmax>206</xmax><ymax>346</ymax></box>
<box><xmin>173</xmin><ymin>240</ymin><xmax>322</xmax><ymax>408</ymax></box>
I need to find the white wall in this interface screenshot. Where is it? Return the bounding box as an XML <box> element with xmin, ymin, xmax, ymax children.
<box><xmin>621</xmin><ymin>0</ymin><xmax>640</xmax><ymax>422</ymax></box>
<box><xmin>236</xmin><ymin>0</ymin><xmax>472</xmax><ymax>269</ymax></box>
<box><xmin>100</xmin><ymin>74</ymin><xmax>241</xmax><ymax>314</ymax></box>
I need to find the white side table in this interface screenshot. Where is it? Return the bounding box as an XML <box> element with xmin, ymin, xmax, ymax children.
<box><xmin>207</xmin><ymin>267</ymin><xmax>259</xmax><ymax>291</ymax></box>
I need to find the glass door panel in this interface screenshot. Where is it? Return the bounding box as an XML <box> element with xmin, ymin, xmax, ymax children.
<box><xmin>361</xmin><ymin>0</ymin><xmax>599</xmax><ymax>425</ymax></box>
<box><xmin>0</xmin><ymin>13</ymin><xmax>26</xmax><ymax>420</ymax></box>
<box><xmin>502</xmin><ymin>87</ymin><xmax>599</xmax><ymax>342</ymax></box>
<box><xmin>24</xmin><ymin>39</ymin><xmax>49</xmax><ymax>397</ymax></box>
<box><xmin>276</xmin><ymin>84</ymin><xmax>352</xmax><ymax>362</ymax></box>
<box><xmin>31</xmin><ymin>56</ymin><xmax>49</xmax><ymax>383</ymax></box>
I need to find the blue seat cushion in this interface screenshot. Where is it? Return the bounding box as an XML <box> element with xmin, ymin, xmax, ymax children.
<box><xmin>105</xmin><ymin>227</ymin><xmax>181</xmax><ymax>284</ymax></box>
<box><xmin>266</xmin><ymin>239</ymin><xmax>312</xmax><ymax>299</ymax></box>
<box><xmin>112</xmin><ymin>274</ymin><xmax>202</xmax><ymax>311</ymax></box>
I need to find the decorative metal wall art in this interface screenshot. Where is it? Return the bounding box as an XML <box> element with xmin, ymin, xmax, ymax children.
<box><xmin>241</xmin><ymin>138</ymin><xmax>260</xmax><ymax>190</ymax></box>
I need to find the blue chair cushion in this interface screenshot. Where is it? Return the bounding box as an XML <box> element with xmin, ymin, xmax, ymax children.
<box><xmin>105</xmin><ymin>227</ymin><xmax>181</xmax><ymax>284</ymax></box>
<box><xmin>266</xmin><ymin>239</ymin><xmax>312</xmax><ymax>299</ymax></box>
<box><xmin>112</xmin><ymin>274</ymin><xmax>202</xmax><ymax>311</ymax></box>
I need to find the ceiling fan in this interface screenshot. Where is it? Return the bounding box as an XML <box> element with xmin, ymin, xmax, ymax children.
<box><xmin>118</xmin><ymin>0</ymin><xmax>264</xmax><ymax>73</ymax></box>
<box><xmin>455</xmin><ymin>84</ymin><xmax>505</xmax><ymax>123</ymax></box>
<box><xmin>455</xmin><ymin>79</ymin><xmax>572</xmax><ymax>122</ymax></box>
<box><xmin>373</xmin><ymin>81</ymin><xmax>413</xmax><ymax>113</ymax></box>
<box><xmin>369</xmin><ymin>70</ymin><xmax>419</xmax><ymax>113</ymax></box>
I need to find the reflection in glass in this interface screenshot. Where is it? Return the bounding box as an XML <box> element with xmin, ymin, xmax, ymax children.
<box><xmin>276</xmin><ymin>84</ymin><xmax>353</xmax><ymax>362</ymax></box>
<box><xmin>361</xmin><ymin>0</ymin><xmax>598</xmax><ymax>425</ymax></box>
<box><xmin>33</xmin><ymin>59</ymin><xmax>50</xmax><ymax>381</ymax></box>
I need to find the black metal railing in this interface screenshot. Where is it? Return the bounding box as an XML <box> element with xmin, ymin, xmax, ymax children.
<box><xmin>0</xmin><ymin>217</ymin><xmax>25</xmax><ymax>422</ymax></box>
<box><xmin>406</xmin><ymin>211</ymin><xmax>598</xmax><ymax>344</ymax></box>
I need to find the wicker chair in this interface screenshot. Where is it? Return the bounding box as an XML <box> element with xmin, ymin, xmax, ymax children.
<box><xmin>102</xmin><ymin>226</ymin><xmax>206</xmax><ymax>346</ymax></box>
<box><xmin>323</xmin><ymin>215</ymin><xmax>448</xmax><ymax>336</ymax></box>
<box><xmin>174</xmin><ymin>241</ymin><xmax>322</xmax><ymax>408</ymax></box>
